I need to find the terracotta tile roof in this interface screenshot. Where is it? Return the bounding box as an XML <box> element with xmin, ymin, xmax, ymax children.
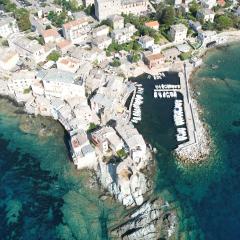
<box><xmin>57</xmin><ymin>39</ymin><xmax>72</xmax><ymax>49</ymax></box>
<box><xmin>42</xmin><ymin>29</ymin><xmax>59</xmax><ymax>38</ymax></box>
<box><xmin>217</xmin><ymin>0</ymin><xmax>225</xmax><ymax>6</ymax></box>
<box><xmin>59</xmin><ymin>57</ymin><xmax>78</xmax><ymax>65</ymax></box>
<box><xmin>145</xmin><ymin>52</ymin><xmax>163</xmax><ymax>61</ymax></box>
<box><xmin>63</xmin><ymin>18</ymin><xmax>88</xmax><ymax>30</ymax></box>
<box><xmin>144</xmin><ymin>21</ymin><xmax>159</xmax><ymax>28</ymax></box>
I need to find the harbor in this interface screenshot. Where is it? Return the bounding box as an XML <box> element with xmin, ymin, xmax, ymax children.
<box><xmin>131</xmin><ymin>65</ymin><xmax>209</xmax><ymax>161</ymax></box>
<box><xmin>152</xmin><ymin>66</ymin><xmax>207</xmax><ymax>155</ymax></box>
<box><xmin>152</xmin><ymin>74</ymin><xmax>189</xmax><ymax>143</ymax></box>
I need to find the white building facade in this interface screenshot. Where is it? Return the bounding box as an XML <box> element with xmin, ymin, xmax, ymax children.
<box><xmin>111</xmin><ymin>23</ymin><xmax>137</xmax><ymax>44</ymax></box>
<box><xmin>63</xmin><ymin>18</ymin><xmax>91</xmax><ymax>44</ymax></box>
<box><xmin>36</xmin><ymin>69</ymin><xmax>85</xmax><ymax>99</ymax></box>
<box><xmin>169</xmin><ymin>24</ymin><xmax>188</xmax><ymax>43</ymax></box>
<box><xmin>94</xmin><ymin>0</ymin><xmax>149</xmax><ymax>21</ymax></box>
<box><xmin>8</xmin><ymin>33</ymin><xmax>47</xmax><ymax>63</ymax></box>
<box><xmin>0</xmin><ymin>17</ymin><xmax>19</xmax><ymax>38</ymax></box>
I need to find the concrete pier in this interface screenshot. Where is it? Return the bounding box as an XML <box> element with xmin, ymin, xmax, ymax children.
<box><xmin>175</xmin><ymin>62</ymin><xmax>210</xmax><ymax>161</ymax></box>
<box><xmin>176</xmin><ymin>64</ymin><xmax>197</xmax><ymax>150</ymax></box>
<box><xmin>128</xmin><ymin>84</ymin><xmax>137</xmax><ymax>121</ymax></box>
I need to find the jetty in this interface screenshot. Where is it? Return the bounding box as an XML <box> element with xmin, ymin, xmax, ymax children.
<box><xmin>175</xmin><ymin>63</ymin><xmax>210</xmax><ymax>162</ymax></box>
<box><xmin>176</xmin><ymin>65</ymin><xmax>197</xmax><ymax>147</ymax></box>
<box><xmin>152</xmin><ymin>65</ymin><xmax>209</xmax><ymax>161</ymax></box>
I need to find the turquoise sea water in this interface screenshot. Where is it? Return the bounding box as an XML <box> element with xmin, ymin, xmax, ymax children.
<box><xmin>134</xmin><ymin>43</ymin><xmax>240</xmax><ymax>239</ymax></box>
<box><xmin>1</xmin><ymin>43</ymin><xmax>240</xmax><ymax>240</ymax></box>
<box><xmin>0</xmin><ymin>99</ymin><xmax>125</xmax><ymax>240</ymax></box>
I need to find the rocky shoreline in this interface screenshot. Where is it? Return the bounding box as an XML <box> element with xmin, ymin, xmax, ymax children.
<box><xmin>111</xmin><ymin>198</ymin><xmax>177</xmax><ymax>240</ymax></box>
<box><xmin>169</xmin><ymin>62</ymin><xmax>211</xmax><ymax>164</ymax></box>
<box><xmin>175</xmin><ymin>31</ymin><xmax>240</xmax><ymax>164</ymax></box>
<box><xmin>0</xmin><ymin>83</ymin><xmax>179</xmax><ymax>239</ymax></box>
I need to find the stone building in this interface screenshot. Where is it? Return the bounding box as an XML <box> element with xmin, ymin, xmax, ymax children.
<box><xmin>109</xmin><ymin>15</ymin><xmax>124</xmax><ymax>30</ymax></box>
<box><xmin>111</xmin><ymin>23</ymin><xmax>137</xmax><ymax>44</ymax></box>
<box><xmin>143</xmin><ymin>51</ymin><xmax>164</xmax><ymax>69</ymax></box>
<box><xmin>200</xmin><ymin>0</ymin><xmax>217</xmax><ymax>9</ymax></box>
<box><xmin>41</xmin><ymin>28</ymin><xmax>61</xmax><ymax>44</ymax></box>
<box><xmin>36</xmin><ymin>69</ymin><xmax>85</xmax><ymax>99</ymax></box>
<box><xmin>8</xmin><ymin>33</ymin><xmax>47</xmax><ymax>63</ymax></box>
<box><xmin>94</xmin><ymin>0</ymin><xmax>149</xmax><ymax>21</ymax></box>
<box><xmin>62</xmin><ymin>17</ymin><xmax>91</xmax><ymax>44</ymax></box>
<box><xmin>0</xmin><ymin>48</ymin><xmax>19</xmax><ymax>71</ymax></box>
<box><xmin>144</xmin><ymin>20</ymin><xmax>159</xmax><ymax>30</ymax></box>
<box><xmin>197</xmin><ymin>8</ymin><xmax>215</xmax><ymax>23</ymax></box>
<box><xmin>169</xmin><ymin>24</ymin><xmax>188</xmax><ymax>43</ymax></box>
<box><xmin>138</xmin><ymin>35</ymin><xmax>154</xmax><ymax>49</ymax></box>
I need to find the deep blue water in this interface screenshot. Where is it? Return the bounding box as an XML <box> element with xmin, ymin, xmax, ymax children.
<box><xmin>0</xmin><ymin>100</ymin><xmax>125</xmax><ymax>240</ymax></box>
<box><xmin>134</xmin><ymin>43</ymin><xmax>240</xmax><ymax>239</ymax></box>
<box><xmin>1</xmin><ymin>43</ymin><xmax>240</xmax><ymax>240</ymax></box>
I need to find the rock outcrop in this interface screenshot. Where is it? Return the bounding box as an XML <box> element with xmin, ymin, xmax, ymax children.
<box><xmin>111</xmin><ymin>198</ymin><xmax>177</xmax><ymax>240</ymax></box>
<box><xmin>97</xmin><ymin>155</ymin><xmax>153</xmax><ymax>207</ymax></box>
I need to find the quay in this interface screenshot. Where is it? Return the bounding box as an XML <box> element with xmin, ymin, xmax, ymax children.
<box><xmin>128</xmin><ymin>84</ymin><xmax>137</xmax><ymax>121</ymax></box>
<box><xmin>152</xmin><ymin>67</ymin><xmax>197</xmax><ymax>147</ymax></box>
<box><xmin>174</xmin><ymin>62</ymin><xmax>209</xmax><ymax>161</ymax></box>
<box><xmin>176</xmin><ymin>64</ymin><xmax>197</xmax><ymax>150</ymax></box>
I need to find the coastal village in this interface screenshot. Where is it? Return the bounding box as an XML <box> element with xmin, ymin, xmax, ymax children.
<box><xmin>1</xmin><ymin>0</ymin><xmax>240</xmax><ymax>238</ymax></box>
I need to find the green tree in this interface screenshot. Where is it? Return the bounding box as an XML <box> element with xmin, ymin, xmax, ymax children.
<box><xmin>84</xmin><ymin>4</ymin><xmax>95</xmax><ymax>16</ymax></box>
<box><xmin>189</xmin><ymin>1</ymin><xmax>200</xmax><ymax>18</ymax></box>
<box><xmin>98</xmin><ymin>19</ymin><xmax>113</xmax><ymax>29</ymax></box>
<box><xmin>48</xmin><ymin>11</ymin><xmax>68</xmax><ymax>27</ymax></box>
<box><xmin>155</xmin><ymin>3</ymin><xmax>165</xmax><ymax>21</ymax></box>
<box><xmin>110</xmin><ymin>58</ymin><xmax>121</xmax><ymax>67</ymax></box>
<box><xmin>54</xmin><ymin>0</ymin><xmax>81</xmax><ymax>12</ymax></box>
<box><xmin>160</xmin><ymin>6</ymin><xmax>175</xmax><ymax>26</ymax></box>
<box><xmin>47</xmin><ymin>51</ymin><xmax>61</xmax><ymax>61</ymax></box>
<box><xmin>14</xmin><ymin>8</ymin><xmax>31</xmax><ymax>31</ymax></box>
<box><xmin>215</xmin><ymin>15</ymin><xmax>233</xmax><ymax>30</ymax></box>
<box><xmin>130</xmin><ymin>52</ymin><xmax>141</xmax><ymax>63</ymax></box>
<box><xmin>179</xmin><ymin>52</ymin><xmax>191</xmax><ymax>61</ymax></box>
<box><xmin>2</xmin><ymin>40</ymin><xmax>9</xmax><ymax>46</ymax></box>
<box><xmin>87</xmin><ymin>122</ymin><xmax>97</xmax><ymax>132</ymax></box>
<box><xmin>0</xmin><ymin>0</ymin><xmax>31</xmax><ymax>32</ymax></box>
<box><xmin>116</xmin><ymin>149</ymin><xmax>127</xmax><ymax>159</ymax></box>
<box><xmin>132</xmin><ymin>40</ymin><xmax>141</xmax><ymax>51</ymax></box>
<box><xmin>23</xmin><ymin>88</ymin><xmax>31</xmax><ymax>94</ymax></box>
<box><xmin>153</xmin><ymin>33</ymin><xmax>161</xmax><ymax>43</ymax></box>
<box><xmin>37</xmin><ymin>36</ymin><xmax>44</xmax><ymax>45</ymax></box>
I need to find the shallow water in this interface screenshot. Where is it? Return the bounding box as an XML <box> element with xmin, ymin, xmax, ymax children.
<box><xmin>0</xmin><ymin>99</ymin><xmax>125</xmax><ymax>240</ymax></box>
<box><xmin>1</xmin><ymin>43</ymin><xmax>240</xmax><ymax>240</ymax></box>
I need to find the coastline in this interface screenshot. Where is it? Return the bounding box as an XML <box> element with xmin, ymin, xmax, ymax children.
<box><xmin>173</xmin><ymin>63</ymin><xmax>211</xmax><ymax>164</ymax></box>
<box><xmin>1</xmin><ymin>30</ymin><xmax>240</xmax><ymax>238</ymax></box>
<box><xmin>173</xmin><ymin>31</ymin><xmax>240</xmax><ymax>164</ymax></box>
<box><xmin>0</xmin><ymin>83</ymin><xmax>179</xmax><ymax>239</ymax></box>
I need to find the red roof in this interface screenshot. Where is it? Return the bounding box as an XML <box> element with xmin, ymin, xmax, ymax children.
<box><xmin>217</xmin><ymin>0</ymin><xmax>225</xmax><ymax>6</ymax></box>
<box><xmin>145</xmin><ymin>21</ymin><xmax>159</xmax><ymax>28</ymax></box>
<box><xmin>42</xmin><ymin>29</ymin><xmax>59</xmax><ymax>38</ymax></box>
<box><xmin>63</xmin><ymin>18</ymin><xmax>88</xmax><ymax>30</ymax></box>
<box><xmin>57</xmin><ymin>40</ymin><xmax>72</xmax><ymax>49</ymax></box>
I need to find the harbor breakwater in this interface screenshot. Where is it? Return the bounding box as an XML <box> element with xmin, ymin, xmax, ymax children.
<box><xmin>132</xmin><ymin>42</ymin><xmax>240</xmax><ymax>240</ymax></box>
<box><xmin>131</xmin><ymin>67</ymin><xmax>210</xmax><ymax>164</ymax></box>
